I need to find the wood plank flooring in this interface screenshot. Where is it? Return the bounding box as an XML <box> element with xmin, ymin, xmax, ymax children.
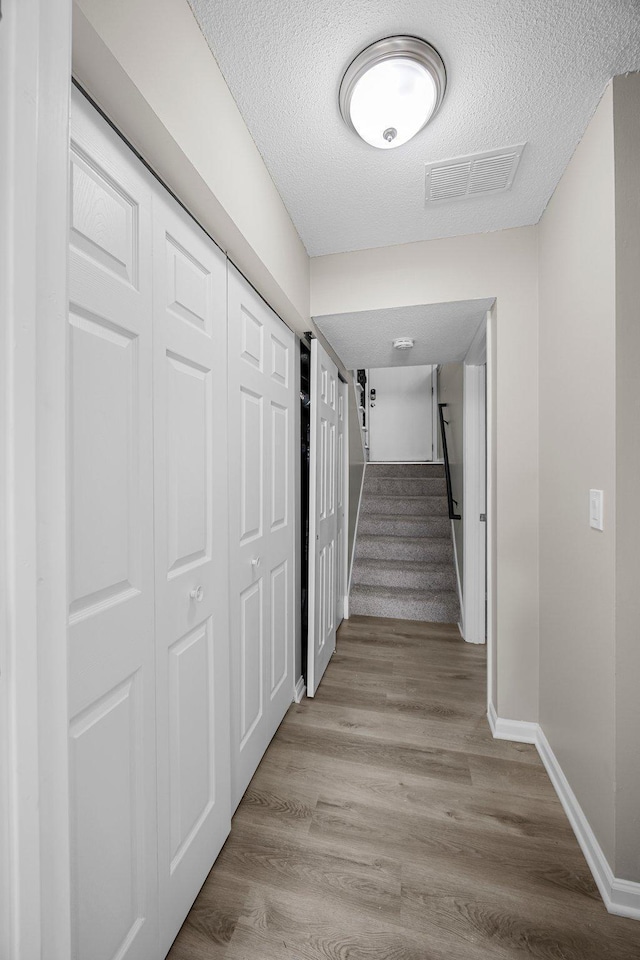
<box><xmin>167</xmin><ymin>616</ymin><xmax>640</xmax><ymax>960</ymax></box>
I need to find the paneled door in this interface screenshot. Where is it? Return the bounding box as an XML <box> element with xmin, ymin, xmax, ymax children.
<box><xmin>307</xmin><ymin>340</ymin><xmax>339</xmax><ymax>696</ymax></box>
<box><xmin>152</xmin><ymin>192</ymin><xmax>231</xmax><ymax>953</ymax></box>
<box><xmin>368</xmin><ymin>365</ymin><xmax>435</xmax><ymax>461</ymax></box>
<box><xmin>68</xmin><ymin>88</ymin><xmax>158</xmax><ymax>960</ymax></box>
<box><xmin>336</xmin><ymin>379</ymin><xmax>347</xmax><ymax>627</ymax></box>
<box><xmin>227</xmin><ymin>266</ymin><xmax>295</xmax><ymax>809</ymax></box>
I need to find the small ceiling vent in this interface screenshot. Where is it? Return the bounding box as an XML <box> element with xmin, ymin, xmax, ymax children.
<box><xmin>425</xmin><ymin>144</ymin><xmax>525</xmax><ymax>203</ymax></box>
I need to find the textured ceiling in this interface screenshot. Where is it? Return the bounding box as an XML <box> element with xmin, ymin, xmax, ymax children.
<box><xmin>188</xmin><ymin>0</ymin><xmax>640</xmax><ymax>257</ymax></box>
<box><xmin>314</xmin><ymin>299</ymin><xmax>494</xmax><ymax>369</ymax></box>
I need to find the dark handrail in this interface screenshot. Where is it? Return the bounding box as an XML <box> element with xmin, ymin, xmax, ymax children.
<box><xmin>438</xmin><ymin>403</ymin><xmax>461</xmax><ymax>520</ymax></box>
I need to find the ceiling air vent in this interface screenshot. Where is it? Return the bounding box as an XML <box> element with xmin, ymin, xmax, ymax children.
<box><xmin>425</xmin><ymin>144</ymin><xmax>525</xmax><ymax>203</ymax></box>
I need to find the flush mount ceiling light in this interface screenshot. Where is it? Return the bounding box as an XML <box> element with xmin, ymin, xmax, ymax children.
<box><xmin>339</xmin><ymin>36</ymin><xmax>446</xmax><ymax>150</ymax></box>
<box><xmin>393</xmin><ymin>337</ymin><xmax>415</xmax><ymax>350</ymax></box>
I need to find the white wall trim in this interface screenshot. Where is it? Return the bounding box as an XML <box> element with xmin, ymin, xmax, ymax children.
<box><xmin>1</xmin><ymin>2</ymin><xmax>72</xmax><ymax>958</ymax></box>
<box><xmin>339</xmin><ymin>378</ymin><xmax>349</xmax><ymax>624</ymax></box>
<box><xmin>431</xmin><ymin>363</ymin><xmax>439</xmax><ymax>461</ymax></box>
<box><xmin>488</xmin><ymin>709</ymin><xmax>640</xmax><ymax>921</ymax></box>
<box><xmin>487</xmin><ymin>702</ymin><xmax>537</xmax><ymax>743</ymax></box>
<box><xmin>485</xmin><ymin>310</ymin><xmax>496</xmax><ymax>714</ymax></box>
<box><xmin>347</xmin><ymin>459</ymin><xmax>367</xmax><ymax>600</ymax></box>
<box><xmin>294</xmin><ymin>677</ymin><xmax>306</xmax><ymax>703</ymax></box>
<box><xmin>465</xmin><ymin>316</ymin><xmax>488</xmax><ymax>365</ymax></box>
<box><xmin>463</xmin><ymin>360</ymin><xmax>487</xmax><ymax>644</ymax></box>
<box><xmin>450</xmin><ymin>518</ymin><xmax>464</xmax><ymax>638</ymax></box>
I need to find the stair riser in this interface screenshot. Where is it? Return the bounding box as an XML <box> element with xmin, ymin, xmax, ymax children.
<box><xmin>361</xmin><ymin>496</ymin><xmax>449</xmax><ymax>517</ymax></box>
<box><xmin>356</xmin><ymin>538</ymin><xmax>453</xmax><ymax>562</ymax></box>
<box><xmin>364</xmin><ymin>478</ymin><xmax>446</xmax><ymax>497</ymax></box>
<box><xmin>352</xmin><ymin>565</ymin><xmax>457</xmax><ymax>590</ymax></box>
<box><xmin>349</xmin><ymin>592</ymin><xmax>460</xmax><ymax>623</ymax></box>
<box><xmin>366</xmin><ymin>463</ymin><xmax>444</xmax><ymax>478</ymax></box>
<box><xmin>358</xmin><ymin>516</ymin><xmax>451</xmax><ymax>538</ymax></box>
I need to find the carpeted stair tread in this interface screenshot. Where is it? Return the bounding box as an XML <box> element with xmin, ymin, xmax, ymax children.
<box><xmin>361</xmin><ymin>495</ymin><xmax>449</xmax><ymax>517</ymax></box>
<box><xmin>365</xmin><ymin>463</ymin><xmax>444</xmax><ymax>478</ymax></box>
<box><xmin>352</xmin><ymin>557</ymin><xmax>457</xmax><ymax>590</ymax></box>
<box><xmin>349</xmin><ymin>583</ymin><xmax>460</xmax><ymax>623</ymax></box>
<box><xmin>364</xmin><ymin>477</ymin><xmax>447</xmax><ymax>496</ymax></box>
<box><xmin>358</xmin><ymin>514</ymin><xmax>451</xmax><ymax>538</ymax></box>
<box><xmin>355</xmin><ymin>534</ymin><xmax>454</xmax><ymax>562</ymax></box>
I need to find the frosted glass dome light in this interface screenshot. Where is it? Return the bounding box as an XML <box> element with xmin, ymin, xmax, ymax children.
<box><xmin>339</xmin><ymin>37</ymin><xmax>446</xmax><ymax>150</ymax></box>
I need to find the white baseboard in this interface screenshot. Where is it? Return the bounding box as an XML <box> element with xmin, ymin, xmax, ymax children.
<box><xmin>487</xmin><ymin>703</ymin><xmax>640</xmax><ymax>920</ymax></box>
<box><xmin>294</xmin><ymin>676</ymin><xmax>306</xmax><ymax>703</ymax></box>
<box><xmin>487</xmin><ymin>701</ymin><xmax>538</xmax><ymax>743</ymax></box>
<box><xmin>347</xmin><ymin>461</ymin><xmax>367</xmax><ymax>600</ymax></box>
<box><xmin>450</xmin><ymin>519</ymin><xmax>464</xmax><ymax>638</ymax></box>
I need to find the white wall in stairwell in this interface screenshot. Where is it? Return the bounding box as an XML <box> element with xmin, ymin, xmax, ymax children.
<box><xmin>368</xmin><ymin>366</ymin><xmax>435</xmax><ymax>462</ymax></box>
<box><xmin>437</xmin><ymin>364</ymin><xmax>464</xmax><ymax>590</ymax></box>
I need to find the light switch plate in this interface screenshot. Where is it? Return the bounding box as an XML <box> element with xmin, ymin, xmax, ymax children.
<box><xmin>590</xmin><ymin>489</ymin><xmax>604</xmax><ymax>531</ymax></box>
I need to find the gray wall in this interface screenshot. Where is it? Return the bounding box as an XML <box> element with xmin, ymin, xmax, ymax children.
<box><xmin>538</xmin><ymin>73</ymin><xmax>640</xmax><ymax>881</ymax></box>
<box><xmin>539</xmin><ymin>81</ymin><xmax>616</xmax><ymax>865</ymax></box>
<box><xmin>438</xmin><ymin>364</ymin><xmax>464</xmax><ymax>589</ymax></box>
<box><xmin>612</xmin><ymin>72</ymin><xmax>640</xmax><ymax>883</ymax></box>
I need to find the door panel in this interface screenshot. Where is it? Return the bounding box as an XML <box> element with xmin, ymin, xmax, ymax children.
<box><xmin>70</xmin><ymin>674</ymin><xmax>144</xmax><ymax>960</ymax></box>
<box><xmin>68</xmin><ymin>89</ymin><xmax>158</xmax><ymax>960</ymax></box>
<box><xmin>369</xmin><ymin>365</ymin><xmax>435</xmax><ymax>461</ymax></box>
<box><xmin>228</xmin><ymin>267</ymin><xmax>295</xmax><ymax>809</ymax></box>
<box><xmin>152</xmin><ymin>191</ymin><xmax>230</xmax><ymax>955</ymax></box>
<box><xmin>308</xmin><ymin>340</ymin><xmax>339</xmax><ymax>696</ymax></box>
<box><xmin>70</xmin><ymin>88</ymin><xmax>233</xmax><ymax>960</ymax></box>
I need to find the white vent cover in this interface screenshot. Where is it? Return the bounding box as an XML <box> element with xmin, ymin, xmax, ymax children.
<box><xmin>425</xmin><ymin>144</ymin><xmax>525</xmax><ymax>203</ymax></box>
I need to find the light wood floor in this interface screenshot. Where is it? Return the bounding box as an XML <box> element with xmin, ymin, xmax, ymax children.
<box><xmin>167</xmin><ymin>616</ymin><xmax>640</xmax><ymax>960</ymax></box>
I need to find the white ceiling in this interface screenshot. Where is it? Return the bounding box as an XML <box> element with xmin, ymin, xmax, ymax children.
<box><xmin>314</xmin><ymin>299</ymin><xmax>494</xmax><ymax>369</ymax></box>
<box><xmin>188</xmin><ymin>0</ymin><xmax>640</xmax><ymax>257</ymax></box>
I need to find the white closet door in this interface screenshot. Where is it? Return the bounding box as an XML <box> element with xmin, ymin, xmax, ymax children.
<box><xmin>307</xmin><ymin>340</ymin><xmax>339</xmax><ymax>696</ymax></box>
<box><xmin>336</xmin><ymin>380</ymin><xmax>347</xmax><ymax>627</ymax></box>
<box><xmin>227</xmin><ymin>266</ymin><xmax>295</xmax><ymax>809</ymax></box>
<box><xmin>68</xmin><ymin>89</ymin><xmax>158</xmax><ymax>960</ymax></box>
<box><xmin>152</xmin><ymin>193</ymin><xmax>231</xmax><ymax>953</ymax></box>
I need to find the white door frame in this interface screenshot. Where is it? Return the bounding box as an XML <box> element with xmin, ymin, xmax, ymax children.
<box><xmin>463</xmin><ymin>316</ymin><xmax>487</xmax><ymax>645</ymax></box>
<box><xmin>1</xmin><ymin>1</ymin><xmax>73</xmax><ymax>958</ymax></box>
<box><xmin>338</xmin><ymin>378</ymin><xmax>349</xmax><ymax>623</ymax></box>
<box><xmin>342</xmin><ymin>379</ymin><xmax>350</xmax><ymax>620</ymax></box>
<box><xmin>307</xmin><ymin>339</ymin><xmax>339</xmax><ymax>696</ymax></box>
<box><xmin>431</xmin><ymin>364</ymin><xmax>440</xmax><ymax>461</ymax></box>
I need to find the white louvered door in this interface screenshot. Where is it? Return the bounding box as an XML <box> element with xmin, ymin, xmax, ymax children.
<box><xmin>68</xmin><ymin>89</ymin><xmax>158</xmax><ymax>960</ymax></box>
<box><xmin>227</xmin><ymin>266</ymin><xmax>296</xmax><ymax>809</ymax></box>
<box><xmin>307</xmin><ymin>339</ymin><xmax>339</xmax><ymax>696</ymax></box>
<box><xmin>152</xmin><ymin>191</ymin><xmax>230</xmax><ymax>954</ymax></box>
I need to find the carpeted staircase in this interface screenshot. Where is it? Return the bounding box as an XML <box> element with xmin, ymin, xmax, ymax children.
<box><xmin>350</xmin><ymin>462</ymin><xmax>461</xmax><ymax>623</ymax></box>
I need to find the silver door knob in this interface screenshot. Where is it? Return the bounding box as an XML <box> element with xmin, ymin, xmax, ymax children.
<box><xmin>190</xmin><ymin>585</ymin><xmax>204</xmax><ymax>602</ymax></box>
<box><xmin>251</xmin><ymin>557</ymin><xmax>261</xmax><ymax>568</ymax></box>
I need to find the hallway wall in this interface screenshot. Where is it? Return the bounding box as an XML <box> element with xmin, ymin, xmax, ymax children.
<box><xmin>611</xmin><ymin>71</ymin><xmax>640</xmax><ymax>885</ymax></box>
<box><xmin>311</xmin><ymin>227</ymin><xmax>540</xmax><ymax>723</ymax></box>
<box><xmin>73</xmin><ymin>0</ymin><xmax>310</xmax><ymax>334</ymax></box>
<box><xmin>539</xmin><ymin>73</ymin><xmax>640</xmax><ymax>885</ymax></box>
<box><xmin>538</xmin><ymin>82</ymin><xmax>617</xmax><ymax>868</ymax></box>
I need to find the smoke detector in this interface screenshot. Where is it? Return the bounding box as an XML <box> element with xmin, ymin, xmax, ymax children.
<box><xmin>393</xmin><ymin>337</ymin><xmax>414</xmax><ymax>350</ymax></box>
